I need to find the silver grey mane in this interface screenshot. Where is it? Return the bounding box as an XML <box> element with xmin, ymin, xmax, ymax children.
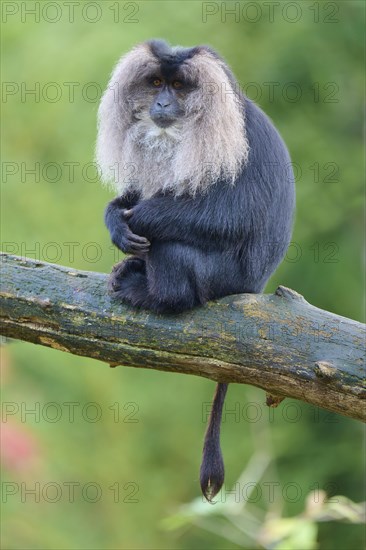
<box><xmin>96</xmin><ymin>42</ymin><xmax>249</xmax><ymax>198</ymax></box>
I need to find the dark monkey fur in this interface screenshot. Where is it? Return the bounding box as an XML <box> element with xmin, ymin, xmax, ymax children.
<box><xmin>96</xmin><ymin>40</ymin><xmax>295</xmax><ymax>501</ymax></box>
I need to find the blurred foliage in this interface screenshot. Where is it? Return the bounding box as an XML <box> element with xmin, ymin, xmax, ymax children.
<box><xmin>163</xmin><ymin>462</ymin><xmax>365</xmax><ymax>549</ymax></box>
<box><xmin>1</xmin><ymin>1</ymin><xmax>364</xmax><ymax>549</ymax></box>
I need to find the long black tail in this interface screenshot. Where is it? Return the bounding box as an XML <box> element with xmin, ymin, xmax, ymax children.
<box><xmin>200</xmin><ymin>382</ymin><xmax>228</xmax><ymax>502</ymax></box>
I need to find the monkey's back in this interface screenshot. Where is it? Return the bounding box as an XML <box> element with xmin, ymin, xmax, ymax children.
<box><xmin>229</xmin><ymin>96</ymin><xmax>296</xmax><ymax>292</ymax></box>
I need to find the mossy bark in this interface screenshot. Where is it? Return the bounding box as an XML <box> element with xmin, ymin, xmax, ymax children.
<box><xmin>1</xmin><ymin>253</ymin><xmax>365</xmax><ymax>421</ymax></box>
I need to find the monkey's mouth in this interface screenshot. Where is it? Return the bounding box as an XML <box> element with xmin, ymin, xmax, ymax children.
<box><xmin>152</xmin><ymin>117</ymin><xmax>176</xmax><ymax>129</ymax></box>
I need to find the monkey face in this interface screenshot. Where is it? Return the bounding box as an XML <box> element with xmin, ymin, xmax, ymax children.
<box><xmin>148</xmin><ymin>77</ymin><xmax>187</xmax><ymax>128</ymax></box>
<box><xmin>124</xmin><ymin>73</ymin><xmax>194</xmax><ymax>134</ymax></box>
<box><xmin>97</xmin><ymin>40</ymin><xmax>249</xmax><ymax>195</ymax></box>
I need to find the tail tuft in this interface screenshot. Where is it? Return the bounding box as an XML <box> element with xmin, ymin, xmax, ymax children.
<box><xmin>199</xmin><ymin>383</ymin><xmax>228</xmax><ymax>502</ymax></box>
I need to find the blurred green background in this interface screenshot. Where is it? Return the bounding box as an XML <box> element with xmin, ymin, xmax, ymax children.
<box><xmin>1</xmin><ymin>1</ymin><xmax>364</xmax><ymax>549</ymax></box>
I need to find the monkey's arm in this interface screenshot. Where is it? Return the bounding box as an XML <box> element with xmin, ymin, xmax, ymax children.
<box><xmin>105</xmin><ymin>191</ymin><xmax>150</xmax><ymax>255</ymax></box>
<box><xmin>125</xmin><ymin>180</ymin><xmax>259</xmax><ymax>248</ymax></box>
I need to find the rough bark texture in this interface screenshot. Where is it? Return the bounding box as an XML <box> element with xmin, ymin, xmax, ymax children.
<box><xmin>0</xmin><ymin>253</ymin><xmax>365</xmax><ymax>421</ymax></box>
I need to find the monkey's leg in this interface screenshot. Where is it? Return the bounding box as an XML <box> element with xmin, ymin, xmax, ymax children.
<box><xmin>145</xmin><ymin>242</ymin><xmax>207</xmax><ymax>313</ymax></box>
<box><xmin>110</xmin><ymin>243</ymin><xmax>206</xmax><ymax>313</ymax></box>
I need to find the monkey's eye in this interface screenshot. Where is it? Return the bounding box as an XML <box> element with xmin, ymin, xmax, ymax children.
<box><xmin>152</xmin><ymin>78</ymin><xmax>162</xmax><ymax>87</ymax></box>
<box><xmin>172</xmin><ymin>80</ymin><xmax>183</xmax><ymax>90</ymax></box>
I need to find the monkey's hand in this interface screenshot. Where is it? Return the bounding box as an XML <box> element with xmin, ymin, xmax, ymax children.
<box><xmin>123</xmin><ymin>186</ymin><xmax>250</xmax><ymax>247</ymax></box>
<box><xmin>113</xmin><ymin>216</ymin><xmax>150</xmax><ymax>255</ymax></box>
<box><xmin>105</xmin><ymin>198</ymin><xmax>150</xmax><ymax>255</ymax></box>
<box><xmin>124</xmin><ymin>198</ymin><xmax>206</xmax><ymax>245</ymax></box>
<box><xmin>123</xmin><ymin>206</ymin><xmax>153</xmax><ymax>241</ymax></box>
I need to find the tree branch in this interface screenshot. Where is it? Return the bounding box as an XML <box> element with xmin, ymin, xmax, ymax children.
<box><xmin>0</xmin><ymin>253</ymin><xmax>365</xmax><ymax>421</ymax></box>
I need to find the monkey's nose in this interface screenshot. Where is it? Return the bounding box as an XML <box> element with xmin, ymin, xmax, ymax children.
<box><xmin>157</xmin><ymin>101</ymin><xmax>171</xmax><ymax>108</ymax></box>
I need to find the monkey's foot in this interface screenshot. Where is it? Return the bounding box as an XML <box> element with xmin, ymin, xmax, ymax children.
<box><xmin>108</xmin><ymin>257</ymin><xmax>146</xmax><ymax>293</ymax></box>
<box><xmin>108</xmin><ymin>259</ymin><xmax>151</xmax><ymax>309</ymax></box>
